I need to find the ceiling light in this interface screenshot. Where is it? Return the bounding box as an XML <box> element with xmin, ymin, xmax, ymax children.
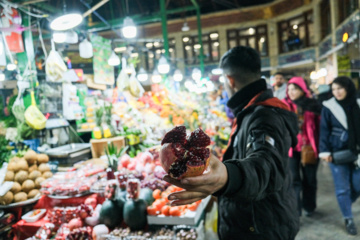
<box><xmin>137</xmin><ymin>67</ymin><xmax>148</xmax><ymax>82</ymax></box>
<box><xmin>182</xmin><ymin>22</ymin><xmax>190</xmax><ymax>32</ymax></box>
<box><xmin>7</xmin><ymin>63</ymin><xmax>16</xmax><ymax>71</ymax></box>
<box><xmin>50</xmin><ymin>13</ymin><xmax>83</xmax><ymax>31</ymax></box>
<box><xmin>156</xmin><ymin>49</ymin><xmax>161</xmax><ymax>54</ymax></box>
<box><xmin>157</xmin><ymin>56</ymin><xmax>170</xmax><ymax>74</ymax></box>
<box><xmin>183</xmin><ymin>37</ymin><xmax>190</xmax><ymax>42</ymax></box>
<box><xmin>154</xmin><ymin>42</ymin><xmax>160</xmax><ymax>47</ymax></box>
<box><xmin>194</xmin><ymin>44</ymin><xmax>201</xmax><ymax>49</ymax></box>
<box><xmin>152</xmin><ymin>69</ymin><xmax>162</xmax><ymax>83</ymax></box>
<box><xmin>185</xmin><ymin>46</ymin><xmax>191</xmax><ymax>51</ymax></box>
<box><xmin>149</xmin><ymin>53</ymin><xmax>154</xmax><ymax>58</ymax></box>
<box><xmin>173</xmin><ymin>69</ymin><xmax>183</xmax><ymax>82</ymax></box>
<box><xmin>114</xmin><ymin>46</ymin><xmax>127</xmax><ymax>52</ymax></box>
<box><xmin>210</xmin><ymin>33</ymin><xmax>218</xmax><ymax>39</ymax></box>
<box><xmin>213</xmin><ymin>42</ymin><xmax>219</xmax><ymax>47</ymax></box>
<box><xmin>131</xmin><ymin>53</ymin><xmax>139</xmax><ymax>58</ymax></box>
<box><xmin>169</xmin><ymin>48</ymin><xmax>173</xmax><ymax>53</ymax></box>
<box><xmin>79</xmin><ymin>39</ymin><xmax>93</xmax><ymax>58</ymax></box>
<box><xmin>122</xmin><ymin>17</ymin><xmax>137</xmax><ymax>39</ymax></box>
<box><xmin>212</xmin><ymin>68</ymin><xmax>223</xmax><ymax>75</ymax></box>
<box><xmin>108</xmin><ymin>51</ymin><xmax>120</xmax><ymax>66</ymax></box>
<box><xmin>53</xmin><ymin>32</ymin><xmax>66</xmax><ymax>43</ymax></box>
<box><xmin>293</xmin><ymin>25</ymin><xmax>298</xmax><ymax>30</ymax></box>
<box><xmin>192</xmin><ymin>68</ymin><xmax>201</xmax><ymax>81</ymax></box>
<box><xmin>249</xmin><ymin>28</ymin><xmax>255</xmax><ymax>35</ymax></box>
<box><xmin>260</xmin><ymin>37</ymin><xmax>265</xmax><ymax>43</ymax></box>
<box><xmin>65</xmin><ymin>30</ymin><xmax>78</xmax><ymax>44</ymax></box>
<box><xmin>146</xmin><ymin>42</ymin><xmax>153</xmax><ymax>48</ymax></box>
<box><xmin>219</xmin><ymin>76</ymin><xmax>225</xmax><ymax>83</ymax></box>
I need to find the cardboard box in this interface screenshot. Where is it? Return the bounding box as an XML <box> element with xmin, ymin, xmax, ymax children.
<box><xmin>90</xmin><ymin>136</ymin><xmax>125</xmax><ymax>158</ymax></box>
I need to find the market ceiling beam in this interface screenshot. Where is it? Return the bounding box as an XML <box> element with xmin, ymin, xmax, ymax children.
<box><xmin>160</xmin><ymin>0</ymin><xmax>169</xmax><ymax>58</ymax></box>
<box><xmin>82</xmin><ymin>0</ymin><xmax>109</xmax><ymax>18</ymax></box>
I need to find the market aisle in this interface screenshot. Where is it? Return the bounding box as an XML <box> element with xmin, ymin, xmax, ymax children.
<box><xmin>295</xmin><ymin>162</ymin><xmax>360</xmax><ymax>240</ymax></box>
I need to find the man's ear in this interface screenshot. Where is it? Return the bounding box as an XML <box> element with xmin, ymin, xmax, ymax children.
<box><xmin>226</xmin><ymin>74</ymin><xmax>236</xmax><ymax>88</ymax></box>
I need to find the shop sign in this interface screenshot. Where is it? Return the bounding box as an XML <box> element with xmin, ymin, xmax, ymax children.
<box><xmin>278</xmin><ymin>48</ymin><xmax>315</xmax><ymax>66</ymax></box>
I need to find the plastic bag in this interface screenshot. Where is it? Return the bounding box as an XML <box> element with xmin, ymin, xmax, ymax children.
<box><xmin>129</xmin><ymin>71</ymin><xmax>144</xmax><ymax>98</ymax></box>
<box><xmin>46</xmin><ymin>49</ymin><xmax>67</xmax><ymax>82</ymax></box>
<box><xmin>24</xmin><ymin>91</ymin><xmax>46</xmax><ymax>130</ymax></box>
<box><xmin>117</xmin><ymin>58</ymin><xmax>130</xmax><ymax>92</ymax></box>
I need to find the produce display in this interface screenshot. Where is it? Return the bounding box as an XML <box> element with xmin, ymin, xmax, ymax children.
<box><xmin>0</xmin><ymin>150</ymin><xmax>51</xmax><ymax>205</ymax></box>
<box><xmin>40</xmin><ymin>165</ymin><xmax>105</xmax><ymax>197</ymax></box>
<box><xmin>160</xmin><ymin>126</ymin><xmax>211</xmax><ymax>179</ymax></box>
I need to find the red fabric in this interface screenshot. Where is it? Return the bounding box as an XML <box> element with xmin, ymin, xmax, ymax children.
<box><xmin>12</xmin><ymin>218</ymin><xmax>49</xmax><ymax>240</ymax></box>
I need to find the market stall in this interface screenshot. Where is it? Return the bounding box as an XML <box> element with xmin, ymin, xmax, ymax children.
<box><xmin>0</xmin><ymin>1</ymin><xmax>231</xmax><ymax>239</ymax></box>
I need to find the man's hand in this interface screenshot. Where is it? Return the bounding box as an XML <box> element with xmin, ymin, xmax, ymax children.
<box><xmin>163</xmin><ymin>154</ymin><xmax>228</xmax><ymax>206</ymax></box>
<box><xmin>321</xmin><ymin>155</ymin><xmax>332</xmax><ymax>163</ymax></box>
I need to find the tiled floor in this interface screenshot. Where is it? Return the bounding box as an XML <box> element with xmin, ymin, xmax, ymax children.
<box><xmin>295</xmin><ymin>162</ymin><xmax>360</xmax><ymax>240</ymax></box>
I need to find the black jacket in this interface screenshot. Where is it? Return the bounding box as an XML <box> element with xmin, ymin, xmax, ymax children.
<box><xmin>215</xmin><ymin>79</ymin><xmax>300</xmax><ymax>240</ymax></box>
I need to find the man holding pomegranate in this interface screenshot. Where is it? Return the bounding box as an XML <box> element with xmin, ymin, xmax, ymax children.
<box><xmin>164</xmin><ymin>46</ymin><xmax>300</xmax><ymax>240</ymax></box>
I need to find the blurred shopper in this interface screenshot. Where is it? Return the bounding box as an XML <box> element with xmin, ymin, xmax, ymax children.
<box><xmin>282</xmin><ymin>77</ymin><xmax>321</xmax><ymax>217</ymax></box>
<box><xmin>273</xmin><ymin>72</ymin><xmax>287</xmax><ymax>99</ymax></box>
<box><xmin>319</xmin><ymin>76</ymin><xmax>360</xmax><ymax>236</ymax></box>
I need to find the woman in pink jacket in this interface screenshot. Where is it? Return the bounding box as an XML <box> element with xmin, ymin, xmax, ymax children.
<box><xmin>282</xmin><ymin>77</ymin><xmax>322</xmax><ymax>217</ymax></box>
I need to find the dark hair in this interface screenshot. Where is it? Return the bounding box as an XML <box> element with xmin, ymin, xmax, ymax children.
<box><xmin>288</xmin><ymin>83</ymin><xmax>303</xmax><ymax>92</ymax></box>
<box><xmin>332</xmin><ymin>76</ymin><xmax>356</xmax><ymax>97</ymax></box>
<box><xmin>219</xmin><ymin>46</ymin><xmax>261</xmax><ymax>82</ymax></box>
<box><xmin>274</xmin><ymin>72</ymin><xmax>285</xmax><ymax>77</ymax></box>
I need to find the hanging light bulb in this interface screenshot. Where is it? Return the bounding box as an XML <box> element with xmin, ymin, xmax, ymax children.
<box><xmin>50</xmin><ymin>13</ymin><xmax>83</xmax><ymax>31</ymax></box>
<box><xmin>219</xmin><ymin>76</ymin><xmax>225</xmax><ymax>83</ymax></box>
<box><xmin>211</xmin><ymin>68</ymin><xmax>223</xmax><ymax>75</ymax></box>
<box><xmin>65</xmin><ymin>30</ymin><xmax>78</xmax><ymax>44</ymax></box>
<box><xmin>108</xmin><ymin>51</ymin><xmax>120</xmax><ymax>66</ymax></box>
<box><xmin>79</xmin><ymin>39</ymin><xmax>93</xmax><ymax>58</ymax></box>
<box><xmin>173</xmin><ymin>69</ymin><xmax>183</xmax><ymax>82</ymax></box>
<box><xmin>122</xmin><ymin>17</ymin><xmax>137</xmax><ymax>39</ymax></box>
<box><xmin>151</xmin><ymin>69</ymin><xmax>162</xmax><ymax>83</ymax></box>
<box><xmin>137</xmin><ymin>67</ymin><xmax>148</xmax><ymax>82</ymax></box>
<box><xmin>7</xmin><ymin>63</ymin><xmax>16</xmax><ymax>71</ymax></box>
<box><xmin>192</xmin><ymin>68</ymin><xmax>201</xmax><ymax>81</ymax></box>
<box><xmin>157</xmin><ymin>56</ymin><xmax>170</xmax><ymax>74</ymax></box>
<box><xmin>53</xmin><ymin>32</ymin><xmax>66</xmax><ymax>43</ymax></box>
<box><xmin>182</xmin><ymin>22</ymin><xmax>190</xmax><ymax>32</ymax></box>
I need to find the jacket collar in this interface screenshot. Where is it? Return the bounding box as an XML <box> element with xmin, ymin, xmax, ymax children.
<box><xmin>323</xmin><ymin>97</ymin><xmax>360</xmax><ymax>129</ymax></box>
<box><xmin>227</xmin><ymin>79</ymin><xmax>268</xmax><ymax>116</ymax></box>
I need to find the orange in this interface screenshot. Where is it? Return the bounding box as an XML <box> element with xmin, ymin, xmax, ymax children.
<box><xmin>152</xmin><ymin>189</ymin><xmax>162</xmax><ymax>199</ymax></box>
<box><xmin>147</xmin><ymin>206</ymin><xmax>158</xmax><ymax>216</ymax></box>
<box><xmin>161</xmin><ymin>205</ymin><xmax>170</xmax><ymax>216</ymax></box>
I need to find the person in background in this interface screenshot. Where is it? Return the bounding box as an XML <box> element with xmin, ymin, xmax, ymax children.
<box><xmin>164</xmin><ymin>46</ymin><xmax>299</xmax><ymax>240</ymax></box>
<box><xmin>273</xmin><ymin>72</ymin><xmax>287</xmax><ymax>99</ymax></box>
<box><xmin>319</xmin><ymin>76</ymin><xmax>360</xmax><ymax>236</ymax></box>
<box><xmin>282</xmin><ymin>77</ymin><xmax>322</xmax><ymax>217</ymax></box>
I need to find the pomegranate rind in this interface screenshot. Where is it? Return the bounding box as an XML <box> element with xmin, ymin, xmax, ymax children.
<box><xmin>159</xmin><ymin>143</ymin><xmax>178</xmax><ymax>173</ymax></box>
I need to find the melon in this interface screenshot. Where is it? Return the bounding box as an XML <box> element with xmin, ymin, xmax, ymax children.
<box><xmin>37</xmin><ymin>154</ymin><xmax>49</xmax><ymax>164</ymax></box>
<box><xmin>24</xmin><ymin>150</ymin><xmax>37</xmax><ymax>165</ymax></box>
<box><xmin>0</xmin><ymin>191</ymin><xmax>14</xmax><ymax>205</ymax></box>
<box><xmin>28</xmin><ymin>189</ymin><xmax>40</xmax><ymax>198</ymax></box>
<box><xmin>5</xmin><ymin>171</ymin><xmax>14</xmax><ymax>181</ymax></box>
<box><xmin>14</xmin><ymin>171</ymin><xmax>28</xmax><ymax>184</ymax></box>
<box><xmin>22</xmin><ymin>180</ymin><xmax>35</xmax><ymax>193</ymax></box>
<box><xmin>123</xmin><ymin>199</ymin><xmax>147</xmax><ymax>230</ymax></box>
<box><xmin>11</xmin><ymin>182</ymin><xmax>21</xmax><ymax>194</ymax></box>
<box><xmin>139</xmin><ymin>188</ymin><xmax>154</xmax><ymax>206</ymax></box>
<box><xmin>14</xmin><ymin>192</ymin><xmax>27</xmax><ymax>202</ymax></box>
<box><xmin>99</xmin><ymin>198</ymin><xmax>124</xmax><ymax>229</ymax></box>
<box><xmin>29</xmin><ymin>170</ymin><xmax>42</xmax><ymax>181</ymax></box>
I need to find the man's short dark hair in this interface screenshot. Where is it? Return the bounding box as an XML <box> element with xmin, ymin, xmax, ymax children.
<box><xmin>219</xmin><ymin>46</ymin><xmax>261</xmax><ymax>82</ymax></box>
<box><xmin>274</xmin><ymin>72</ymin><xmax>285</xmax><ymax>77</ymax></box>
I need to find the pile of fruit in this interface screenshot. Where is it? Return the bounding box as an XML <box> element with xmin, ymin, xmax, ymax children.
<box><xmin>0</xmin><ymin>150</ymin><xmax>51</xmax><ymax>205</ymax></box>
<box><xmin>146</xmin><ymin>186</ymin><xmax>201</xmax><ymax>217</ymax></box>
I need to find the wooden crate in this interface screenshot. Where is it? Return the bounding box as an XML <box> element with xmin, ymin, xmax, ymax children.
<box><xmin>90</xmin><ymin>136</ymin><xmax>125</xmax><ymax>158</ymax></box>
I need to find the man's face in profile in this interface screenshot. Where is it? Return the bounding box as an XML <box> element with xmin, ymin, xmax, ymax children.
<box><xmin>274</xmin><ymin>74</ymin><xmax>285</xmax><ymax>87</ymax></box>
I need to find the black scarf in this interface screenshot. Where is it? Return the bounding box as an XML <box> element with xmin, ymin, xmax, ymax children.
<box><xmin>333</xmin><ymin>77</ymin><xmax>360</xmax><ymax>153</ymax></box>
<box><xmin>293</xmin><ymin>96</ymin><xmax>322</xmax><ymax>115</ymax></box>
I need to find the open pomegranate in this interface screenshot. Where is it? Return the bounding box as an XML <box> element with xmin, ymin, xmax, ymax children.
<box><xmin>160</xmin><ymin>126</ymin><xmax>211</xmax><ymax>179</ymax></box>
